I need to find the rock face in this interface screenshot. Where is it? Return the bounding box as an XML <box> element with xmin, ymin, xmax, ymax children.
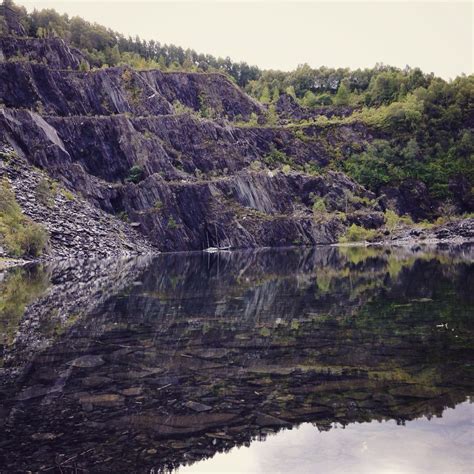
<box><xmin>1</xmin><ymin>34</ymin><xmax>383</xmax><ymax>254</ymax></box>
<box><xmin>0</xmin><ymin>145</ymin><xmax>155</xmax><ymax>258</ymax></box>
<box><xmin>380</xmin><ymin>179</ymin><xmax>436</xmax><ymax>220</ymax></box>
<box><xmin>0</xmin><ymin>36</ymin><xmax>87</xmax><ymax>69</ymax></box>
<box><xmin>0</xmin><ymin>4</ymin><xmax>26</xmax><ymax>36</ymax></box>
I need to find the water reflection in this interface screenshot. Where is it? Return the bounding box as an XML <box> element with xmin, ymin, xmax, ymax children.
<box><xmin>0</xmin><ymin>245</ymin><xmax>473</xmax><ymax>472</ymax></box>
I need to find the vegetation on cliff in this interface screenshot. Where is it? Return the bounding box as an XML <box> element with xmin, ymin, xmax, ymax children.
<box><xmin>0</xmin><ymin>178</ymin><xmax>49</xmax><ymax>257</ymax></box>
<box><xmin>0</xmin><ymin>1</ymin><xmax>472</xmax><ymax>253</ymax></box>
<box><xmin>3</xmin><ymin>0</ymin><xmax>471</xmax><ymax>211</ymax></box>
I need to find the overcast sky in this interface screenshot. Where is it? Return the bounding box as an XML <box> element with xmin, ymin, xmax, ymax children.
<box><xmin>19</xmin><ymin>1</ymin><xmax>473</xmax><ymax>79</ymax></box>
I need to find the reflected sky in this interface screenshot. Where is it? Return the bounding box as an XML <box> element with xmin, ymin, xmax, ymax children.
<box><xmin>182</xmin><ymin>401</ymin><xmax>474</xmax><ymax>474</ymax></box>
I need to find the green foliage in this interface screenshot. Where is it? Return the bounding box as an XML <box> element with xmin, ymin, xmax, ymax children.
<box><xmin>271</xmin><ymin>87</ymin><xmax>280</xmax><ymax>103</ymax></box>
<box><xmin>0</xmin><ymin>180</ymin><xmax>49</xmax><ymax>258</ymax></box>
<box><xmin>334</xmin><ymin>82</ymin><xmax>350</xmax><ymax>106</ymax></box>
<box><xmin>265</xmin><ymin>104</ymin><xmax>278</xmax><ymax>126</ymax></box>
<box><xmin>259</xmin><ymin>85</ymin><xmax>271</xmax><ymax>104</ymax></box>
<box><xmin>383</xmin><ymin>210</ymin><xmax>414</xmax><ymax>232</ymax></box>
<box><xmin>167</xmin><ymin>216</ymin><xmax>178</xmax><ymax>229</ymax></box>
<box><xmin>303</xmin><ymin>162</ymin><xmax>321</xmax><ymax>175</ymax></box>
<box><xmin>250</xmin><ymin>160</ymin><xmax>262</xmax><ymax>171</ymax></box>
<box><xmin>198</xmin><ymin>93</ymin><xmax>216</xmax><ymax>119</ymax></box>
<box><xmin>247</xmin><ymin>112</ymin><xmax>259</xmax><ymax>126</ymax></box>
<box><xmin>35</xmin><ymin>178</ymin><xmax>56</xmax><ymax>207</ymax></box>
<box><xmin>285</xmin><ymin>86</ymin><xmax>296</xmax><ymax>99</ymax></box>
<box><xmin>344</xmin><ymin>140</ymin><xmax>404</xmax><ymax>191</ymax></box>
<box><xmin>173</xmin><ymin>100</ymin><xmax>197</xmax><ymax>116</ymax></box>
<box><xmin>78</xmin><ymin>60</ymin><xmax>90</xmax><ymax>72</ymax></box>
<box><xmin>342</xmin><ymin>75</ymin><xmax>473</xmax><ymax>200</ymax></box>
<box><xmin>384</xmin><ymin>209</ymin><xmax>401</xmax><ymax>233</ymax></box>
<box><xmin>339</xmin><ymin>224</ymin><xmax>377</xmax><ymax>243</ymax></box>
<box><xmin>263</xmin><ymin>147</ymin><xmax>292</xmax><ymax>168</ymax></box>
<box><xmin>312</xmin><ymin>197</ymin><xmax>327</xmax><ymax>214</ymax></box>
<box><xmin>20</xmin><ymin>3</ymin><xmax>260</xmax><ymax>86</ymax></box>
<box><xmin>61</xmin><ymin>188</ymin><xmax>75</xmax><ymax>201</ymax></box>
<box><xmin>126</xmin><ymin>165</ymin><xmax>144</xmax><ymax>184</ymax></box>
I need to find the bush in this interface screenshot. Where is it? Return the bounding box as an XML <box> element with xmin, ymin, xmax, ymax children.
<box><xmin>263</xmin><ymin>147</ymin><xmax>292</xmax><ymax>168</ymax></box>
<box><xmin>312</xmin><ymin>197</ymin><xmax>327</xmax><ymax>216</ymax></box>
<box><xmin>126</xmin><ymin>165</ymin><xmax>144</xmax><ymax>184</ymax></box>
<box><xmin>0</xmin><ymin>180</ymin><xmax>49</xmax><ymax>257</ymax></box>
<box><xmin>384</xmin><ymin>209</ymin><xmax>401</xmax><ymax>233</ymax></box>
<box><xmin>61</xmin><ymin>188</ymin><xmax>75</xmax><ymax>201</ymax></box>
<box><xmin>35</xmin><ymin>178</ymin><xmax>56</xmax><ymax>206</ymax></box>
<box><xmin>384</xmin><ymin>209</ymin><xmax>414</xmax><ymax>232</ymax></box>
<box><xmin>250</xmin><ymin>160</ymin><xmax>262</xmax><ymax>171</ymax></box>
<box><xmin>339</xmin><ymin>224</ymin><xmax>377</xmax><ymax>243</ymax></box>
<box><xmin>167</xmin><ymin>216</ymin><xmax>178</xmax><ymax>229</ymax></box>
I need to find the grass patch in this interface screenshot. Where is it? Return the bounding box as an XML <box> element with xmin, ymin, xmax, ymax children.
<box><xmin>0</xmin><ymin>180</ymin><xmax>49</xmax><ymax>257</ymax></box>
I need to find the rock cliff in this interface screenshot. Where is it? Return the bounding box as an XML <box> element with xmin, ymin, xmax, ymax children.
<box><xmin>0</xmin><ymin>32</ymin><xmax>408</xmax><ymax>254</ymax></box>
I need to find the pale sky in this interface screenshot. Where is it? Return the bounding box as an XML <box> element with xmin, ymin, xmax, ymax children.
<box><xmin>19</xmin><ymin>1</ymin><xmax>473</xmax><ymax>79</ymax></box>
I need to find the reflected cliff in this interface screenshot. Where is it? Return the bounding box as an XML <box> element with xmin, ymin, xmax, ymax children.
<box><xmin>0</xmin><ymin>244</ymin><xmax>473</xmax><ymax>472</ymax></box>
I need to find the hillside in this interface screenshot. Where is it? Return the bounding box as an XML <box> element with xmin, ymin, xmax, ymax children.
<box><xmin>0</xmin><ymin>1</ymin><xmax>473</xmax><ymax>258</ymax></box>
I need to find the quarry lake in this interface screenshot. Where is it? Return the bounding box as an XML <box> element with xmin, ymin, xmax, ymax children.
<box><xmin>0</xmin><ymin>244</ymin><xmax>473</xmax><ymax>473</ymax></box>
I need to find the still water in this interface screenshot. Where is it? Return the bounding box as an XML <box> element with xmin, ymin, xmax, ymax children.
<box><xmin>0</xmin><ymin>244</ymin><xmax>473</xmax><ymax>473</ymax></box>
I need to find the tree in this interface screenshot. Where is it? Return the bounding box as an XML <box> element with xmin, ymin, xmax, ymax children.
<box><xmin>334</xmin><ymin>82</ymin><xmax>350</xmax><ymax>106</ymax></box>
<box><xmin>302</xmin><ymin>91</ymin><xmax>318</xmax><ymax>108</ymax></box>
<box><xmin>271</xmin><ymin>87</ymin><xmax>280</xmax><ymax>103</ymax></box>
<box><xmin>259</xmin><ymin>85</ymin><xmax>271</xmax><ymax>104</ymax></box>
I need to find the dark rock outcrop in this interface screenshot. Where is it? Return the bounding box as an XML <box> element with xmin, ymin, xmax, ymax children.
<box><xmin>0</xmin><ymin>3</ymin><xmax>26</xmax><ymax>36</ymax></box>
<box><xmin>0</xmin><ymin>145</ymin><xmax>155</xmax><ymax>258</ymax></box>
<box><xmin>0</xmin><ymin>62</ymin><xmax>262</xmax><ymax>119</ymax></box>
<box><xmin>0</xmin><ymin>36</ymin><xmax>87</xmax><ymax>69</ymax></box>
<box><xmin>380</xmin><ymin>178</ymin><xmax>436</xmax><ymax>220</ymax></box>
<box><xmin>0</xmin><ymin>34</ymin><xmax>385</xmax><ymax>254</ymax></box>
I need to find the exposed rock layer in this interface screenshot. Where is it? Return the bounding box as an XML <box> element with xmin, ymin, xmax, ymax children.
<box><xmin>0</xmin><ymin>33</ymin><xmax>470</xmax><ymax>255</ymax></box>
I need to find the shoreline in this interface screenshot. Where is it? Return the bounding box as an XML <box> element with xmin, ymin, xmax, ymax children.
<box><xmin>2</xmin><ymin>231</ymin><xmax>473</xmax><ymax>271</ymax></box>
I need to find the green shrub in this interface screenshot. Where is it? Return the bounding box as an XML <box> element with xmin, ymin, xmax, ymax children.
<box><xmin>173</xmin><ymin>100</ymin><xmax>196</xmax><ymax>116</ymax></box>
<box><xmin>0</xmin><ymin>180</ymin><xmax>49</xmax><ymax>257</ymax></box>
<box><xmin>167</xmin><ymin>216</ymin><xmax>178</xmax><ymax>229</ymax></box>
<box><xmin>312</xmin><ymin>197</ymin><xmax>327</xmax><ymax>216</ymax></box>
<box><xmin>79</xmin><ymin>60</ymin><xmax>90</xmax><ymax>72</ymax></box>
<box><xmin>384</xmin><ymin>209</ymin><xmax>414</xmax><ymax>232</ymax></box>
<box><xmin>303</xmin><ymin>162</ymin><xmax>321</xmax><ymax>175</ymax></box>
<box><xmin>35</xmin><ymin>178</ymin><xmax>56</xmax><ymax>206</ymax></box>
<box><xmin>384</xmin><ymin>209</ymin><xmax>400</xmax><ymax>233</ymax></box>
<box><xmin>61</xmin><ymin>188</ymin><xmax>75</xmax><ymax>201</ymax></box>
<box><xmin>250</xmin><ymin>160</ymin><xmax>262</xmax><ymax>171</ymax></box>
<box><xmin>126</xmin><ymin>165</ymin><xmax>144</xmax><ymax>184</ymax></box>
<box><xmin>339</xmin><ymin>224</ymin><xmax>377</xmax><ymax>243</ymax></box>
<box><xmin>263</xmin><ymin>147</ymin><xmax>292</xmax><ymax>168</ymax></box>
